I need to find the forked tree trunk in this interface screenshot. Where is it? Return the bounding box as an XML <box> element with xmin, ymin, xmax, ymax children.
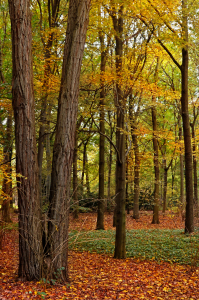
<box><xmin>8</xmin><ymin>0</ymin><xmax>42</xmax><ymax>280</ymax></box>
<box><xmin>46</xmin><ymin>0</ymin><xmax>90</xmax><ymax>281</ymax></box>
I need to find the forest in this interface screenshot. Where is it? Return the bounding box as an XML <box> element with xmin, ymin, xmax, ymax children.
<box><xmin>1</xmin><ymin>0</ymin><xmax>199</xmax><ymax>298</ymax></box>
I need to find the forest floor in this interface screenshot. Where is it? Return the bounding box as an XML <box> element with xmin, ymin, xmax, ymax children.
<box><xmin>1</xmin><ymin>211</ymin><xmax>199</xmax><ymax>299</ymax></box>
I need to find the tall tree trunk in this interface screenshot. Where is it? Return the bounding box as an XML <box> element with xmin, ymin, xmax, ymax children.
<box><xmin>111</xmin><ymin>5</ymin><xmax>126</xmax><ymax>259</ymax></box>
<box><xmin>81</xmin><ymin>141</ymin><xmax>88</xmax><ymax>193</ymax></box>
<box><xmin>126</xmin><ymin>151</ymin><xmax>130</xmax><ymax>214</ymax></box>
<box><xmin>2</xmin><ymin>113</ymin><xmax>12</xmax><ymax>223</ymax></box>
<box><xmin>178</xmin><ymin>115</ymin><xmax>185</xmax><ymax>212</ymax></box>
<box><xmin>37</xmin><ymin>0</ymin><xmax>60</xmax><ymax>203</ymax></box>
<box><xmin>107</xmin><ymin>112</ymin><xmax>114</xmax><ymax>213</ymax></box>
<box><xmin>151</xmin><ymin>60</ymin><xmax>160</xmax><ymax>224</ymax></box>
<box><xmin>46</xmin><ymin>0</ymin><xmax>90</xmax><ymax>281</ymax></box>
<box><xmin>132</xmin><ymin>128</ymin><xmax>140</xmax><ymax>219</ymax></box>
<box><xmin>45</xmin><ymin>121</ymin><xmax>52</xmax><ymax>203</ymax></box>
<box><xmin>190</xmin><ymin>107</ymin><xmax>198</xmax><ymax>215</ymax></box>
<box><xmin>151</xmin><ymin>103</ymin><xmax>160</xmax><ymax>224</ymax></box>
<box><xmin>8</xmin><ymin>0</ymin><xmax>42</xmax><ymax>280</ymax></box>
<box><xmin>181</xmin><ymin>0</ymin><xmax>194</xmax><ymax>233</ymax></box>
<box><xmin>85</xmin><ymin>152</ymin><xmax>90</xmax><ymax>195</ymax></box>
<box><xmin>96</xmin><ymin>28</ymin><xmax>106</xmax><ymax>230</ymax></box>
<box><xmin>73</xmin><ymin>130</ymin><xmax>79</xmax><ymax>218</ymax></box>
<box><xmin>162</xmin><ymin>159</ymin><xmax>168</xmax><ymax>213</ymax></box>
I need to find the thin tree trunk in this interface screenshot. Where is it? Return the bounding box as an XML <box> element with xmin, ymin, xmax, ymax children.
<box><xmin>46</xmin><ymin>0</ymin><xmax>90</xmax><ymax>281</ymax></box>
<box><xmin>162</xmin><ymin>159</ymin><xmax>167</xmax><ymax>213</ymax></box>
<box><xmin>151</xmin><ymin>103</ymin><xmax>160</xmax><ymax>224</ymax></box>
<box><xmin>126</xmin><ymin>151</ymin><xmax>130</xmax><ymax>214</ymax></box>
<box><xmin>8</xmin><ymin>0</ymin><xmax>42</xmax><ymax>280</ymax></box>
<box><xmin>85</xmin><ymin>152</ymin><xmax>90</xmax><ymax>196</ymax></box>
<box><xmin>73</xmin><ymin>130</ymin><xmax>79</xmax><ymax>218</ymax></box>
<box><xmin>181</xmin><ymin>0</ymin><xmax>194</xmax><ymax>233</ymax></box>
<box><xmin>190</xmin><ymin>108</ymin><xmax>198</xmax><ymax>215</ymax></box>
<box><xmin>107</xmin><ymin>112</ymin><xmax>114</xmax><ymax>214</ymax></box>
<box><xmin>2</xmin><ymin>113</ymin><xmax>12</xmax><ymax>223</ymax></box>
<box><xmin>111</xmin><ymin>5</ymin><xmax>126</xmax><ymax>259</ymax></box>
<box><xmin>132</xmin><ymin>129</ymin><xmax>140</xmax><ymax>219</ymax></box>
<box><xmin>151</xmin><ymin>60</ymin><xmax>160</xmax><ymax>224</ymax></box>
<box><xmin>96</xmin><ymin>28</ymin><xmax>106</xmax><ymax>230</ymax></box>
<box><xmin>178</xmin><ymin>116</ymin><xmax>185</xmax><ymax>212</ymax></box>
<box><xmin>37</xmin><ymin>0</ymin><xmax>60</xmax><ymax>203</ymax></box>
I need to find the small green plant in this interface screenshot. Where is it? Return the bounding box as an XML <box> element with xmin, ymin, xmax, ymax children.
<box><xmin>26</xmin><ymin>290</ymin><xmax>47</xmax><ymax>299</ymax></box>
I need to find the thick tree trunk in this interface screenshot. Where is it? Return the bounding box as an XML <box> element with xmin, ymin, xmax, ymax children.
<box><xmin>181</xmin><ymin>0</ymin><xmax>194</xmax><ymax>233</ymax></box>
<box><xmin>8</xmin><ymin>0</ymin><xmax>42</xmax><ymax>280</ymax></box>
<box><xmin>46</xmin><ymin>0</ymin><xmax>90</xmax><ymax>281</ymax></box>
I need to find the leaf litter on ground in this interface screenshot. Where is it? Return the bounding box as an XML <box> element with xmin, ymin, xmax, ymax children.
<box><xmin>1</xmin><ymin>211</ymin><xmax>199</xmax><ymax>299</ymax></box>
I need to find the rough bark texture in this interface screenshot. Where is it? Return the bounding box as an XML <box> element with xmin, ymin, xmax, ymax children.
<box><xmin>8</xmin><ymin>0</ymin><xmax>42</xmax><ymax>280</ymax></box>
<box><xmin>47</xmin><ymin>0</ymin><xmax>91</xmax><ymax>281</ymax></box>
<box><xmin>181</xmin><ymin>0</ymin><xmax>194</xmax><ymax>233</ymax></box>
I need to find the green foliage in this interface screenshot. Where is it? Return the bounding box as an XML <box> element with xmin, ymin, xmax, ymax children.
<box><xmin>69</xmin><ymin>229</ymin><xmax>199</xmax><ymax>266</ymax></box>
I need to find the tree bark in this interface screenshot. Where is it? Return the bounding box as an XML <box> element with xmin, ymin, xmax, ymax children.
<box><xmin>190</xmin><ymin>107</ymin><xmax>198</xmax><ymax>212</ymax></box>
<box><xmin>2</xmin><ymin>113</ymin><xmax>12</xmax><ymax>223</ymax></box>
<box><xmin>181</xmin><ymin>0</ymin><xmax>194</xmax><ymax>233</ymax></box>
<box><xmin>37</xmin><ymin>0</ymin><xmax>61</xmax><ymax>204</ymax></box>
<box><xmin>46</xmin><ymin>0</ymin><xmax>90</xmax><ymax>281</ymax></box>
<box><xmin>132</xmin><ymin>127</ymin><xmax>140</xmax><ymax>219</ymax></box>
<box><xmin>73</xmin><ymin>129</ymin><xmax>79</xmax><ymax>218</ymax></box>
<box><xmin>111</xmin><ymin>5</ymin><xmax>126</xmax><ymax>259</ymax></box>
<box><xmin>96</xmin><ymin>28</ymin><xmax>107</xmax><ymax>230</ymax></box>
<box><xmin>151</xmin><ymin>103</ymin><xmax>160</xmax><ymax>224</ymax></box>
<box><xmin>151</xmin><ymin>60</ymin><xmax>160</xmax><ymax>224</ymax></box>
<box><xmin>162</xmin><ymin>159</ymin><xmax>168</xmax><ymax>213</ymax></box>
<box><xmin>8</xmin><ymin>0</ymin><xmax>42</xmax><ymax>280</ymax></box>
<box><xmin>178</xmin><ymin>113</ymin><xmax>185</xmax><ymax>211</ymax></box>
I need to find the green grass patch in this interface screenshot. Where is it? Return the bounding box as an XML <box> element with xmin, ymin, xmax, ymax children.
<box><xmin>69</xmin><ymin>229</ymin><xmax>199</xmax><ymax>266</ymax></box>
